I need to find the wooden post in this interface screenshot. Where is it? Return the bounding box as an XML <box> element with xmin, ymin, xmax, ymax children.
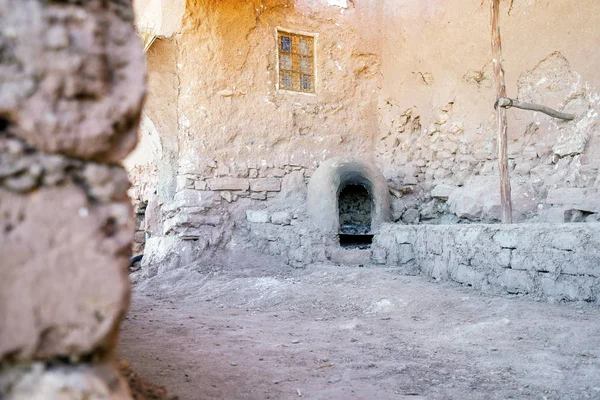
<box><xmin>491</xmin><ymin>0</ymin><xmax>513</xmax><ymax>223</ymax></box>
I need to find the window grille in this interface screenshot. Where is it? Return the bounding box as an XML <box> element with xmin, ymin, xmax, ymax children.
<box><xmin>277</xmin><ymin>30</ymin><xmax>315</xmax><ymax>93</ymax></box>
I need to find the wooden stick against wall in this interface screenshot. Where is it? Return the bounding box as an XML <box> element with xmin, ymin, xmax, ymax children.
<box><xmin>491</xmin><ymin>0</ymin><xmax>513</xmax><ymax>224</ymax></box>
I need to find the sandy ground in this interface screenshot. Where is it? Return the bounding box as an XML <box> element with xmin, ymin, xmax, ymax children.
<box><xmin>119</xmin><ymin>258</ymin><xmax>600</xmax><ymax>400</ymax></box>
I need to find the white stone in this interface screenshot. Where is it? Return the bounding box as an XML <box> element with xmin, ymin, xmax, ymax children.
<box><xmin>431</xmin><ymin>184</ymin><xmax>456</xmax><ymax>199</ymax></box>
<box><xmin>246</xmin><ymin>210</ymin><xmax>269</xmax><ymax>223</ymax></box>
<box><xmin>271</xmin><ymin>211</ymin><xmax>292</xmax><ymax>225</ymax></box>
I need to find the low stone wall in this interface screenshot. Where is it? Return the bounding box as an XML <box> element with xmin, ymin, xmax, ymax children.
<box><xmin>372</xmin><ymin>223</ymin><xmax>600</xmax><ymax>303</ymax></box>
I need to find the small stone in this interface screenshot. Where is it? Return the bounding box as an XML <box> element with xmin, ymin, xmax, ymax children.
<box><xmin>291</xmin><ymin>339</ymin><xmax>300</xmax><ymax>344</ymax></box>
<box><xmin>230</xmin><ymin>362</ymin><xmax>237</xmax><ymax>366</ymax></box>
<box><xmin>271</xmin><ymin>211</ymin><xmax>292</xmax><ymax>225</ymax></box>
<box><xmin>250</xmin><ymin>178</ymin><xmax>281</xmax><ymax>192</ymax></box>
<box><xmin>401</xmin><ymin>208</ymin><xmax>420</xmax><ymax>224</ymax></box>
<box><xmin>220</xmin><ymin>190</ymin><xmax>235</xmax><ymax>203</ymax></box>
<box><xmin>194</xmin><ymin>180</ymin><xmax>207</xmax><ymax>190</ymax></box>
<box><xmin>217</xmin><ymin>89</ymin><xmax>234</xmax><ymax>97</ymax></box>
<box><xmin>208</xmin><ymin>177</ymin><xmax>249</xmax><ymax>191</ymax></box>
<box><xmin>250</xmin><ymin>192</ymin><xmax>267</xmax><ymax>200</ymax></box>
<box><xmin>246</xmin><ymin>210</ymin><xmax>269</xmax><ymax>223</ymax></box>
<box><xmin>431</xmin><ymin>184</ymin><xmax>456</xmax><ymax>199</ymax></box>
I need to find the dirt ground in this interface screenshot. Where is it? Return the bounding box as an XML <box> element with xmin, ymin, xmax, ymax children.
<box><xmin>118</xmin><ymin>255</ymin><xmax>600</xmax><ymax>400</ymax></box>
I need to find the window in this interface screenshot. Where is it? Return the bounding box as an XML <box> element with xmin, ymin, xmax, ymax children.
<box><xmin>277</xmin><ymin>30</ymin><xmax>315</xmax><ymax>93</ymax></box>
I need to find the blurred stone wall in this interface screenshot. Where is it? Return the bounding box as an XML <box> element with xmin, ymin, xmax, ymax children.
<box><xmin>0</xmin><ymin>0</ymin><xmax>145</xmax><ymax>398</ymax></box>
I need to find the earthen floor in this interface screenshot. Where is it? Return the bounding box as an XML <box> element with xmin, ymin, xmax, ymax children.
<box><xmin>119</xmin><ymin>261</ymin><xmax>600</xmax><ymax>400</ymax></box>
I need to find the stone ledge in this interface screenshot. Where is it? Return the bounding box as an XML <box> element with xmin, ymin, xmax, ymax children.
<box><xmin>207</xmin><ymin>178</ymin><xmax>250</xmax><ymax>191</ymax></box>
<box><xmin>373</xmin><ymin>222</ymin><xmax>600</xmax><ymax>303</ymax></box>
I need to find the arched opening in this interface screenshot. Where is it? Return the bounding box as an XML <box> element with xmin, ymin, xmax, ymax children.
<box><xmin>339</xmin><ymin>184</ymin><xmax>372</xmax><ymax>233</ymax></box>
<box><xmin>307</xmin><ymin>157</ymin><xmax>391</xmax><ymax>244</ymax></box>
<box><xmin>338</xmin><ymin>183</ymin><xmax>374</xmax><ymax>249</ymax></box>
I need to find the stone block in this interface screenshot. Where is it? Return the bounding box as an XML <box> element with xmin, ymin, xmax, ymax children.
<box><xmin>546</xmin><ymin>188</ymin><xmax>590</xmax><ymax>208</ymax></box>
<box><xmin>250</xmin><ymin>178</ymin><xmax>282</xmax><ymax>192</ymax></box>
<box><xmin>271</xmin><ymin>211</ymin><xmax>292</xmax><ymax>225</ymax></box>
<box><xmin>493</xmin><ymin>230</ymin><xmax>518</xmax><ymax>249</ymax></box>
<box><xmin>431</xmin><ymin>184</ymin><xmax>456</xmax><ymax>199</ymax></box>
<box><xmin>0</xmin><ymin>184</ymin><xmax>132</xmax><ymax>361</ymax></box>
<box><xmin>539</xmin><ymin>276</ymin><xmax>595</xmax><ymax>302</ymax></box>
<box><xmin>208</xmin><ymin>177</ymin><xmax>250</xmax><ymax>191</ymax></box>
<box><xmin>281</xmin><ymin>171</ymin><xmax>306</xmax><ymax>197</ymax></box>
<box><xmin>194</xmin><ymin>180</ymin><xmax>207</xmax><ymax>190</ymax></box>
<box><xmin>328</xmin><ymin>247</ymin><xmax>372</xmax><ymax>266</ymax></box>
<box><xmin>496</xmin><ymin>248</ymin><xmax>512</xmax><ymax>267</ymax></box>
<box><xmin>539</xmin><ymin>208</ymin><xmax>568</xmax><ymax>223</ymax></box>
<box><xmin>169</xmin><ymin>189</ymin><xmax>220</xmax><ymax>211</ymax></box>
<box><xmin>371</xmin><ymin>248</ymin><xmax>387</xmax><ymax>264</ymax></box>
<box><xmin>452</xmin><ymin>264</ymin><xmax>486</xmax><ymax>287</ymax></box>
<box><xmin>250</xmin><ymin>192</ymin><xmax>267</xmax><ymax>200</ymax></box>
<box><xmin>0</xmin><ymin>0</ymin><xmax>145</xmax><ymax>162</ymax></box>
<box><xmin>560</xmin><ymin>251</ymin><xmax>600</xmax><ymax>277</ymax></box>
<box><xmin>163</xmin><ymin>214</ymin><xmax>222</xmax><ymax>236</ymax></box>
<box><xmin>394</xmin><ymin>230</ymin><xmax>413</xmax><ymax>244</ymax></box>
<box><xmin>448</xmin><ymin>177</ymin><xmax>537</xmax><ymax>222</ymax></box>
<box><xmin>401</xmin><ymin>208</ymin><xmax>420</xmax><ymax>224</ymax></box>
<box><xmin>490</xmin><ymin>269</ymin><xmax>533</xmax><ymax>294</ymax></box>
<box><xmin>270</xmin><ymin>168</ymin><xmax>286</xmax><ymax>177</ymax></box>
<box><xmin>246</xmin><ymin>210</ymin><xmax>269</xmax><ymax>223</ymax></box>
<box><xmin>220</xmin><ymin>190</ymin><xmax>235</xmax><ymax>203</ymax></box>
<box><xmin>551</xmin><ymin>231</ymin><xmax>580</xmax><ymax>251</ymax></box>
<box><xmin>397</xmin><ymin>244</ymin><xmax>415</xmax><ymax>264</ymax></box>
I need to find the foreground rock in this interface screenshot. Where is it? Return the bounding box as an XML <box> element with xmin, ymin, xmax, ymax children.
<box><xmin>0</xmin><ymin>0</ymin><xmax>145</xmax><ymax>397</ymax></box>
<box><xmin>0</xmin><ymin>183</ymin><xmax>132</xmax><ymax>360</ymax></box>
<box><xmin>0</xmin><ymin>0</ymin><xmax>145</xmax><ymax>162</ymax></box>
<box><xmin>0</xmin><ymin>362</ymin><xmax>131</xmax><ymax>400</ymax></box>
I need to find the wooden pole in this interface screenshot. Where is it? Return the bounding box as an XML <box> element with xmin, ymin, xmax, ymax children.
<box><xmin>491</xmin><ymin>0</ymin><xmax>513</xmax><ymax>223</ymax></box>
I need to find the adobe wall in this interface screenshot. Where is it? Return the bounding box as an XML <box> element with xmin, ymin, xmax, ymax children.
<box><xmin>130</xmin><ymin>0</ymin><xmax>600</xmax><ymax>281</ymax></box>
<box><xmin>0</xmin><ymin>0</ymin><xmax>145</xmax><ymax>397</ymax></box>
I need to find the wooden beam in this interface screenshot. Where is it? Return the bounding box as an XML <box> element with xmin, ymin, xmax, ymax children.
<box><xmin>495</xmin><ymin>97</ymin><xmax>575</xmax><ymax>121</ymax></box>
<box><xmin>491</xmin><ymin>0</ymin><xmax>513</xmax><ymax>224</ymax></box>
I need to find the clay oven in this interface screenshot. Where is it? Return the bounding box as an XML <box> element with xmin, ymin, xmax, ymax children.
<box><xmin>307</xmin><ymin>157</ymin><xmax>391</xmax><ymax>247</ymax></box>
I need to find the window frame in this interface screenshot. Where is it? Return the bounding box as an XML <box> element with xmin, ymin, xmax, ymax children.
<box><xmin>275</xmin><ymin>27</ymin><xmax>318</xmax><ymax>95</ymax></box>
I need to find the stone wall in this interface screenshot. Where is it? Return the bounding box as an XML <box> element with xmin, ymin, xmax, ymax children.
<box><xmin>0</xmin><ymin>0</ymin><xmax>145</xmax><ymax>398</ymax></box>
<box><xmin>372</xmin><ymin>223</ymin><xmax>600</xmax><ymax>304</ymax></box>
<box><xmin>377</xmin><ymin>1</ymin><xmax>600</xmax><ymax>224</ymax></box>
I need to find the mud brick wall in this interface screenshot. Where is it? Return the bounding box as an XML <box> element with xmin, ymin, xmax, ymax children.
<box><xmin>373</xmin><ymin>223</ymin><xmax>600</xmax><ymax>304</ymax></box>
<box><xmin>0</xmin><ymin>0</ymin><xmax>145</xmax><ymax>398</ymax></box>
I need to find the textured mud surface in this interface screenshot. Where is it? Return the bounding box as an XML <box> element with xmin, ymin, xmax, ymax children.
<box><xmin>119</xmin><ymin>260</ymin><xmax>600</xmax><ymax>399</ymax></box>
